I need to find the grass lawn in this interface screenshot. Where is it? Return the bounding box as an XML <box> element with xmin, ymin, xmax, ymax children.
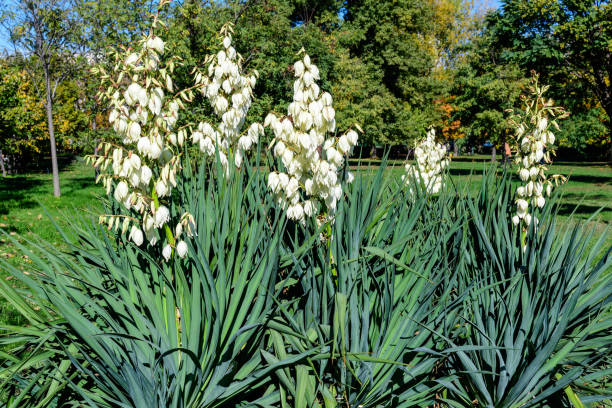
<box><xmin>0</xmin><ymin>156</ymin><xmax>611</xmax><ymax>325</ymax></box>
<box><xmin>0</xmin><ymin>159</ymin><xmax>103</xmax><ymax>326</ymax></box>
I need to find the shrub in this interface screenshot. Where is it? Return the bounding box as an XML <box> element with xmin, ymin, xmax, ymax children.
<box><xmin>1</xmin><ymin>7</ymin><xmax>610</xmax><ymax>408</ymax></box>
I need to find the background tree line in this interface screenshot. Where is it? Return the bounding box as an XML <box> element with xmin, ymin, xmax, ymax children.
<box><xmin>0</xmin><ymin>0</ymin><xmax>609</xmax><ymax>184</ymax></box>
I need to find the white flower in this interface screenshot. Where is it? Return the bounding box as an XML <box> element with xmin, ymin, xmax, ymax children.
<box><xmin>268</xmin><ymin>172</ymin><xmax>280</xmax><ymax>193</ymax></box>
<box><xmin>155</xmin><ymin>179</ymin><xmax>169</xmax><ymax>197</ymax></box>
<box><xmin>337</xmin><ymin>135</ymin><xmax>351</xmax><ymax>154</ymax></box>
<box><xmin>147</xmin><ymin>36</ymin><xmax>165</xmax><ymax>54</ymax></box>
<box><xmin>404</xmin><ymin>129</ymin><xmax>448</xmax><ymax>196</ymax></box>
<box><xmin>346</xmin><ymin>130</ymin><xmax>358</xmax><ymax>146</ymax></box>
<box><xmin>125</xmin><ymin>53</ymin><xmax>139</xmax><ymax>65</ymax></box>
<box><xmin>294</xmin><ymin>60</ymin><xmax>304</xmax><ymax>77</ymax></box>
<box><xmin>265</xmin><ymin>54</ymin><xmax>359</xmax><ymax>224</ymax></box>
<box><xmin>191</xmin><ymin>29</ymin><xmax>260</xmax><ymax>172</ymax></box>
<box><xmin>129</xmin><ymin>226</ymin><xmax>144</xmax><ymax>246</ymax></box>
<box><xmin>162</xmin><ymin>244</ymin><xmax>172</xmax><ymax>261</ymax></box>
<box><xmin>114</xmin><ymin>181</ymin><xmax>129</xmax><ymax>202</ymax></box>
<box><xmin>154</xmin><ymin>205</ymin><xmax>170</xmax><ymax>228</ymax></box>
<box><xmin>517</xmin><ymin>199</ymin><xmax>528</xmax><ymax>216</ymax></box>
<box><xmin>287</xmin><ymin>203</ymin><xmax>304</xmax><ymax>221</ymax></box>
<box><xmin>128</xmin><ymin>122</ymin><xmax>141</xmax><ymax>141</ymax></box>
<box><xmin>176</xmin><ymin>240</ymin><xmax>188</xmax><ymax>258</ymax></box>
<box><xmin>519</xmin><ymin>168</ymin><xmax>530</xmax><ymax>182</ymax></box>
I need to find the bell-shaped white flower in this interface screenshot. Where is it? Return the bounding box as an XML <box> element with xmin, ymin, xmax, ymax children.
<box><xmin>154</xmin><ymin>205</ymin><xmax>170</xmax><ymax>228</ymax></box>
<box><xmin>162</xmin><ymin>244</ymin><xmax>172</xmax><ymax>261</ymax></box>
<box><xmin>147</xmin><ymin>36</ymin><xmax>165</xmax><ymax>54</ymax></box>
<box><xmin>176</xmin><ymin>240</ymin><xmax>188</xmax><ymax>258</ymax></box>
<box><xmin>129</xmin><ymin>226</ymin><xmax>144</xmax><ymax>246</ymax></box>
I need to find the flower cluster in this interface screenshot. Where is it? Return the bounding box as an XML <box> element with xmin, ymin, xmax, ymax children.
<box><xmin>402</xmin><ymin>128</ymin><xmax>450</xmax><ymax>195</ymax></box>
<box><xmin>265</xmin><ymin>53</ymin><xmax>359</xmax><ymax>224</ymax></box>
<box><xmin>509</xmin><ymin>75</ymin><xmax>567</xmax><ymax>229</ymax></box>
<box><xmin>87</xmin><ymin>3</ymin><xmax>199</xmax><ymax>260</ymax></box>
<box><xmin>192</xmin><ymin>24</ymin><xmax>263</xmax><ymax>173</ymax></box>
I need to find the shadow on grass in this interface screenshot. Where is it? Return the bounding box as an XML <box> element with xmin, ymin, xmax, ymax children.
<box><xmin>0</xmin><ymin>173</ymin><xmax>98</xmax><ymax>215</ymax></box>
<box><xmin>556</xmin><ymin>203</ymin><xmax>612</xmax><ymax>219</ymax></box>
<box><xmin>564</xmin><ymin>174</ymin><xmax>612</xmax><ymax>184</ymax></box>
<box><xmin>0</xmin><ymin>177</ymin><xmax>45</xmax><ymax>215</ymax></box>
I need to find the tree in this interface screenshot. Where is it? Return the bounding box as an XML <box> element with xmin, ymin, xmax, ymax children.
<box><xmin>1</xmin><ymin>0</ymin><xmax>81</xmax><ymax>196</ymax></box>
<box><xmin>490</xmin><ymin>0</ymin><xmax>612</xmax><ymax>159</ymax></box>
<box><xmin>452</xmin><ymin>14</ymin><xmax>525</xmax><ymax>160</ymax></box>
<box><xmin>0</xmin><ymin>59</ymin><xmax>90</xmax><ymax>174</ymax></box>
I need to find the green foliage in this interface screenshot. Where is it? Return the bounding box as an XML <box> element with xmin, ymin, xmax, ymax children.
<box><xmin>265</xmin><ymin>167</ymin><xmax>461</xmax><ymax>406</ymax></box>
<box><xmin>0</xmin><ymin>61</ymin><xmax>90</xmax><ymax>163</ymax></box>
<box><xmin>483</xmin><ymin>0</ymin><xmax>612</xmax><ymax>157</ymax></box>
<box><xmin>451</xmin><ymin>17</ymin><xmax>525</xmax><ymax>147</ymax></box>
<box><xmin>0</xmin><ymin>156</ymin><xmax>290</xmax><ymax>406</ymax></box>
<box><xmin>441</xmin><ymin>171</ymin><xmax>612</xmax><ymax>407</ymax></box>
<box><xmin>1</xmin><ymin>156</ymin><xmax>610</xmax><ymax>407</ymax></box>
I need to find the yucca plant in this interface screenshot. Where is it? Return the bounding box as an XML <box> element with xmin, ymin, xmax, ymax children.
<box><xmin>263</xmin><ymin>162</ymin><xmax>466</xmax><ymax>407</ymax></box>
<box><xmin>0</xmin><ymin>156</ymin><xmax>300</xmax><ymax>407</ymax></box>
<box><xmin>440</xmin><ymin>170</ymin><xmax>612</xmax><ymax>408</ymax></box>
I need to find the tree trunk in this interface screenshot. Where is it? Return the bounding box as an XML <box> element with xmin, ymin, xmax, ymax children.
<box><xmin>370</xmin><ymin>145</ymin><xmax>378</xmax><ymax>159</ymax></box>
<box><xmin>92</xmin><ymin>115</ymin><xmax>100</xmax><ymax>178</ymax></box>
<box><xmin>45</xmin><ymin>66</ymin><xmax>61</xmax><ymax>197</ymax></box>
<box><xmin>0</xmin><ymin>150</ymin><xmax>6</xmax><ymax>177</ymax></box>
<box><xmin>453</xmin><ymin>141</ymin><xmax>459</xmax><ymax>156</ymax></box>
<box><xmin>491</xmin><ymin>145</ymin><xmax>497</xmax><ymax>162</ymax></box>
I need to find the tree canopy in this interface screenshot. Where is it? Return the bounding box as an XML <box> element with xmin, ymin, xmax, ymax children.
<box><xmin>1</xmin><ymin>0</ymin><xmax>610</xmax><ymax>174</ymax></box>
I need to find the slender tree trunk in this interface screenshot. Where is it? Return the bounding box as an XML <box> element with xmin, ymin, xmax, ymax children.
<box><xmin>92</xmin><ymin>115</ymin><xmax>100</xmax><ymax>178</ymax></box>
<box><xmin>44</xmin><ymin>66</ymin><xmax>61</xmax><ymax>197</ymax></box>
<box><xmin>0</xmin><ymin>150</ymin><xmax>6</xmax><ymax>177</ymax></box>
<box><xmin>491</xmin><ymin>145</ymin><xmax>497</xmax><ymax>162</ymax></box>
<box><xmin>370</xmin><ymin>145</ymin><xmax>378</xmax><ymax>159</ymax></box>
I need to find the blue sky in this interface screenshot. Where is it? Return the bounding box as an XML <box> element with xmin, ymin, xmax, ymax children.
<box><xmin>475</xmin><ymin>0</ymin><xmax>502</xmax><ymax>12</ymax></box>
